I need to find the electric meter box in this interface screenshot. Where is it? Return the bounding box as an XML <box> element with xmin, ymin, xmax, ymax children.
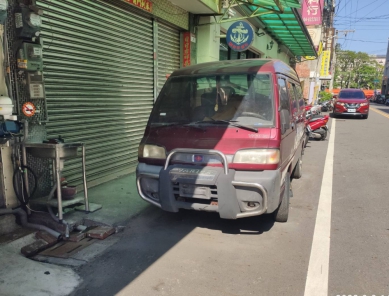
<box><xmin>15</xmin><ymin>6</ymin><xmax>42</xmax><ymax>38</ymax></box>
<box><xmin>27</xmin><ymin>72</ymin><xmax>45</xmax><ymax>99</ymax></box>
<box><xmin>17</xmin><ymin>42</ymin><xmax>43</xmax><ymax>71</ymax></box>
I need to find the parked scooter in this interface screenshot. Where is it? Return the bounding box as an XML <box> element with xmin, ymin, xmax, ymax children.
<box><xmin>320</xmin><ymin>103</ymin><xmax>328</xmax><ymax>112</ymax></box>
<box><xmin>325</xmin><ymin>101</ymin><xmax>333</xmax><ymax>111</ymax></box>
<box><xmin>319</xmin><ymin>101</ymin><xmax>333</xmax><ymax>112</ymax></box>
<box><xmin>306</xmin><ymin>114</ymin><xmax>329</xmax><ymax>141</ymax></box>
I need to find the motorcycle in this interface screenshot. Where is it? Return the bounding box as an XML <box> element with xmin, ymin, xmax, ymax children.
<box><xmin>304</xmin><ymin>104</ymin><xmax>321</xmax><ymax>117</ymax></box>
<box><xmin>377</xmin><ymin>95</ymin><xmax>386</xmax><ymax>104</ymax></box>
<box><xmin>305</xmin><ymin>114</ymin><xmax>329</xmax><ymax>141</ymax></box>
<box><xmin>319</xmin><ymin>101</ymin><xmax>333</xmax><ymax>112</ymax></box>
<box><xmin>320</xmin><ymin>103</ymin><xmax>328</xmax><ymax>112</ymax></box>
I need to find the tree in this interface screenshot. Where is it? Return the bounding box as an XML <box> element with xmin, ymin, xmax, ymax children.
<box><xmin>319</xmin><ymin>91</ymin><xmax>332</xmax><ymax>102</ymax></box>
<box><xmin>334</xmin><ymin>47</ymin><xmax>383</xmax><ymax>89</ymax></box>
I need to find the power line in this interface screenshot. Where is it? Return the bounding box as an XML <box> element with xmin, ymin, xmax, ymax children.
<box><xmin>335</xmin><ymin>0</ymin><xmax>382</xmax><ymax>19</ymax></box>
<box><xmin>336</xmin><ymin>0</ymin><xmax>388</xmax><ymax>27</ymax></box>
<box><xmin>337</xmin><ymin>38</ymin><xmax>388</xmax><ymax>44</ymax></box>
<box><xmin>336</xmin><ymin>0</ymin><xmax>347</xmax><ymax>15</ymax></box>
<box><xmin>336</xmin><ymin>24</ymin><xmax>389</xmax><ymax>27</ymax></box>
<box><xmin>335</xmin><ymin>15</ymin><xmax>389</xmax><ymax>20</ymax></box>
<box><xmin>367</xmin><ymin>47</ymin><xmax>388</xmax><ymax>53</ymax></box>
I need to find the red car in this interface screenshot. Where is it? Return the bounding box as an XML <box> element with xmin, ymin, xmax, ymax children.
<box><xmin>333</xmin><ymin>88</ymin><xmax>369</xmax><ymax>119</ymax></box>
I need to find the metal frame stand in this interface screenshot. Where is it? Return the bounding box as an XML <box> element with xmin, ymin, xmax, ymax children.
<box><xmin>23</xmin><ymin>142</ymin><xmax>101</xmax><ymax>224</ymax></box>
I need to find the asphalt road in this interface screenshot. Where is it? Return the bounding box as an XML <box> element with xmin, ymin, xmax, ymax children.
<box><xmin>71</xmin><ymin>105</ymin><xmax>389</xmax><ymax>296</ymax></box>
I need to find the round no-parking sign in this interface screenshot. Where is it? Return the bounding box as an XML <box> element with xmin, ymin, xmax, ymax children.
<box><xmin>22</xmin><ymin>102</ymin><xmax>36</xmax><ymax>117</ymax></box>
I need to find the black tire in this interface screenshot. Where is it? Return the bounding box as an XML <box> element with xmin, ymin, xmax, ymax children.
<box><xmin>292</xmin><ymin>157</ymin><xmax>302</xmax><ymax>179</ymax></box>
<box><xmin>273</xmin><ymin>173</ymin><xmax>291</xmax><ymax>222</ymax></box>
<box><xmin>363</xmin><ymin>114</ymin><xmax>368</xmax><ymax>119</ymax></box>
<box><xmin>332</xmin><ymin>112</ymin><xmax>336</xmax><ymax>118</ymax></box>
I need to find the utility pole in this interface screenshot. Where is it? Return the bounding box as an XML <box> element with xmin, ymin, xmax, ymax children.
<box><xmin>329</xmin><ymin>29</ymin><xmax>355</xmax><ymax>90</ymax></box>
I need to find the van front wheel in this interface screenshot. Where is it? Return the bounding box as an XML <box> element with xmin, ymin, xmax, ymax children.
<box><xmin>273</xmin><ymin>173</ymin><xmax>291</xmax><ymax>222</ymax></box>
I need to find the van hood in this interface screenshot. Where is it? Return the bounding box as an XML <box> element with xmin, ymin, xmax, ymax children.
<box><xmin>143</xmin><ymin>125</ymin><xmax>278</xmax><ymax>155</ymax></box>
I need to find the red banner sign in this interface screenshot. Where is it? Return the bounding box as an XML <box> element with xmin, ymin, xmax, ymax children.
<box><xmin>302</xmin><ymin>0</ymin><xmax>324</xmax><ymax>26</ymax></box>
<box><xmin>124</xmin><ymin>0</ymin><xmax>152</xmax><ymax>13</ymax></box>
<box><xmin>183</xmin><ymin>32</ymin><xmax>191</xmax><ymax>67</ymax></box>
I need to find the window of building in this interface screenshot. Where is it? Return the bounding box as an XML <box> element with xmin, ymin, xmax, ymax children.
<box><xmin>219</xmin><ymin>38</ymin><xmax>261</xmax><ymax>61</ymax></box>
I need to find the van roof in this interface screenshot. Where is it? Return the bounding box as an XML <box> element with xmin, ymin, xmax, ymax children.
<box><xmin>171</xmin><ymin>59</ymin><xmax>299</xmax><ymax>81</ymax></box>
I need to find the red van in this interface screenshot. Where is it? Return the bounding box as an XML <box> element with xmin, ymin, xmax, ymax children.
<box><xmin>137</xmin><ymin>59</ymin><xmax>306</xmax><ymax>222</ymax></box>
<box><xmin>333</xmin><ymin>88</ymin><xmax>369</xmax><ymax>119</ymax></box>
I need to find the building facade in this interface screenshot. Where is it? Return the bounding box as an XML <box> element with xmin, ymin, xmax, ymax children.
<box><xmin>1</xmin><ymin>0</ymin><xmax>316</xmax><ymax>202</ymax></box>
<box><xmin>295</xmin><ymin>0</ymin><xmax>335</xmax><ymax>103</ymax></box>
<box><xmin>381</xmin><ymin>40</ymin><xmax>389</xmax><ymax>95</ymax></box>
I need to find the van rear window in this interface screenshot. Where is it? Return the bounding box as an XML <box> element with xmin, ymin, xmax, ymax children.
<box><xmin>149</xmin><ymin>73</ymin><xmax>275</xmax><ymax>128</ymax></box>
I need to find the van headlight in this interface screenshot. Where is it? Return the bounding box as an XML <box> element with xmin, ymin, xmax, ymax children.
<box><xmin>139</xmin><ymin>144</ymin><xmax>166</xmax><ymax>159</ymax></box>
<box><xmin>233</xmin><ymin>149</ymin><xmax>280</xmax><ymax>164</ymax></box>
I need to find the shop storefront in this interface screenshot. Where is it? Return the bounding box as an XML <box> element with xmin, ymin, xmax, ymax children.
<box><xmin>194</xmin><ymin>3</ymin><xmax>316</xmax><ymax>67</ymax></box>
<box><xmin>34</xmin><ymin>0</ymin><xmax>187</xmax><ymax>186</ymax></box>
<box><xmin>220</xmin><ymin>38</ymin><xmax>261</xmax><ymax>60</ymax></box>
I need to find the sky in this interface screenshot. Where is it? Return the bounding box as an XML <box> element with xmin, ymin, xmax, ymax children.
<box><xmin>334</xmin><ymin>0</ymin><xmax>389</xmax><ymax>55</ymax></box>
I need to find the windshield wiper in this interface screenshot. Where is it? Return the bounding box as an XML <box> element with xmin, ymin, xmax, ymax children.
<box><xmin>151</xmin><ymin>122</ymin><xmax>206</xmax><ymax>131</ymax></box>
<box><xmin>194</xmin><ymin>119</ymin><xmax>258</xmax><ymax>133</ymax></box>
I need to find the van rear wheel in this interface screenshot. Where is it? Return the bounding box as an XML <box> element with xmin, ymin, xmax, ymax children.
<box><xmin>273</xmin><ymin>173</ymin><xmax>291</xmax><ymax>222</ymax></box>
<box><xmin>292</xmin><ymin>157</ymin><xmax>302</xmax><ymax>179</ymax></box>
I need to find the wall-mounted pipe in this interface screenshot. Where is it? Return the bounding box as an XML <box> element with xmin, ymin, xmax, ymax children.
<box><xmin>0</xmin><ymin>207</ymin><xmax>61</xmax><ymax>239</ymax></box>
<box><xmin>46</xmin><ymin>183</ymin><xmax>70</xmax><ymax>238</ymax></box>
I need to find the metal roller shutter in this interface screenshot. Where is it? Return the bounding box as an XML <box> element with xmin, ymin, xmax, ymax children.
<box><xmin>36</xmin><ymin>0</ymin><xmax>154</xmax><ymax>185</ymax></box>
<box><xmin>157</xmin><ymin>22</ymin><xmax>181</xmax><ymax>94</ymax></box>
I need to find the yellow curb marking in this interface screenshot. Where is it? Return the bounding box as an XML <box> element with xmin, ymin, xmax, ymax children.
<box><xmin>370</xmin><ymin>107</ymin><xmax>389</xmax><ymax>119</ymax></box>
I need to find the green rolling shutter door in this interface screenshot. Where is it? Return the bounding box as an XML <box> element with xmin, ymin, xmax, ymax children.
<box><xmin>36</xmin><ymin>0</ymin><xmax>155</xmax><ymax>185</ymax></box>
<box><xmin>157</xmin><ymin>22</ymin><xmax>181</xmax><ymax>94</ymax></box>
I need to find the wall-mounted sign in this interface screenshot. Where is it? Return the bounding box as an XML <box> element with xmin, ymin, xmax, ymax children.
<box><xmin>307</xmin><ymin>27</ymin><xmax>322</xmax><ymax>47</ymax></box>
<box><xmin>304</xmin><ymin>41</ymin><xmax>323</xmax><ymax>60</ymax></box>
<box><xmin>22</xmin><ymin>102</ymin><xmax>36</xmax><ymax>117</ymax></box>
<box><xmin>226</xmin><ymin>21</ymin><xmax>254</xmax><ymax>52</ymax></box>
<box><xmin>182</xmin><ymin>32</ymin><xmax>192</xmax><ymax>67</ymax></box>
<box><xmin>302</xmin><ymin>0</ymin><xmax>324</xmax><ymax>26</ymax></box>
<box><xmin>320</xmin><ymin>50</ymin><xmax>331</xmax><ymax>79</ymax></box>
<box><xmin>124</xmin><ymin>0</ymin><xmax>152</xmax><ymax>13</ymax></box>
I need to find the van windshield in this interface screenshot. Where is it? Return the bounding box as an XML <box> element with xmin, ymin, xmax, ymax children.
<box><xmin>149</xmin><ymin>73</ymin><xmax>274</xmax><ymax>128</ymax></box>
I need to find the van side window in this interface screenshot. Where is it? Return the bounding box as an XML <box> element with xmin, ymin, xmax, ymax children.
<box><xmin>288</xmin><ymin>82</ymin><xmax>298</xmax><ymax>115</ymax></box>
<box><xmin>294</xmin><ymin>84</ymin><xmax>304</xmax><ymax>108</ymax></box>
<box><xmin>278</xmin><ymin>78</ymin><xmax>289</xmax><ymax>111</ymax></box>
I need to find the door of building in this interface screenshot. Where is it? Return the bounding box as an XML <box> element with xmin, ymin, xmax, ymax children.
<box><xmin>36</xmin><ymin>0</ymin><xmax>155</xmax><ymax>185</ymax></box>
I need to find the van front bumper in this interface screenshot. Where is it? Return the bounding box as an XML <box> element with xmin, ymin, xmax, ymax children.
<box><xmin>136</xmin><ymin>150</ymin><xmax>282</xmax><ymax>219</ymax></box>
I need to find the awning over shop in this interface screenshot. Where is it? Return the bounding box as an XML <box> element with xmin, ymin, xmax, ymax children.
<box><xmin>219</xmin><ymin>0</ymin><xmax>317</xmax><ymax>57</ymax></box>
<box><xmin>249</xmin><ymin>0</ymin><xmax>301</xmax><ymax>9</ymax></box>
<box><xmin>255</xmin><ymin>7</ymin><xmax>317</xmax><ymax>57</ymax></box>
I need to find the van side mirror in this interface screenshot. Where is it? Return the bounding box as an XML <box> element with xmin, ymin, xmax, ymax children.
<box><xmin>280</xmin><ymin>109</ymin><xmax>290</xmax><ymax>134</ymax></box>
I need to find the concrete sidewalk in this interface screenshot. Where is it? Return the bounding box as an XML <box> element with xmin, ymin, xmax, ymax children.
<box><xmin>64</xmin><ymin>172</ymin><xmax>149</xmax><ymax>227</ymax></box>
<box><xmin>0</xmin><ymin>172</ymin><xmax>150</xmax><ymax>296</ymax></box>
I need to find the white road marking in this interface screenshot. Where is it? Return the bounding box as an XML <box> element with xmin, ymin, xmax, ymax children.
<box><xmin>304</xmin><ymin>119</ymin><xmax>336</xmax><ymax>296</ymax></box>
